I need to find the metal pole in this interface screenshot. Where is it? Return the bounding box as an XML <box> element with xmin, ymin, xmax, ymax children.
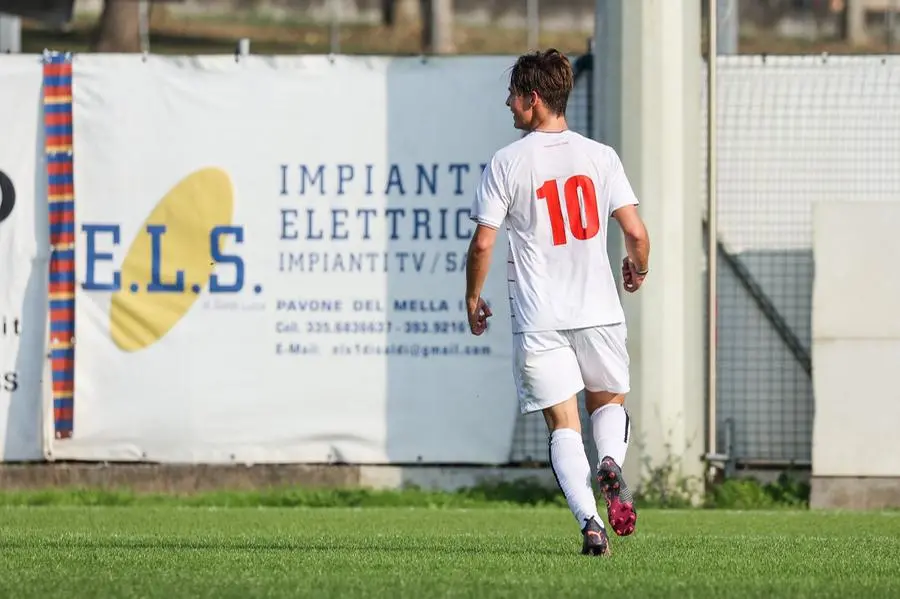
<box><xmin>716</xmin><ymin>0</ymin><xmax>737</xmax><ymax>55</ymax></box>
<box><xmin>138</xmin><ymin>1</ymin><xmax>151</xmax><ymax>55</ymax></box>
<box><xmin>330</xmin><ymin>0</ymin><xmax>341</xmax><ymax>54</ymax></box>
<box><xmin>585</xmin><ymin>36</ymin><xmax>594</xmax><ymax>142</ymax></box>
<box><xmin>526</xmin><ymin>0</ymin><xmax>539</xmax><ymax>49</ymax></box>
<box><xmin>887</xmin><ymin>0</ymin><xmax>897</xmax><ymax>52</ymax></box>
<box><xmin>0</xmin><ymin>13</ymin><xmax>21</xmax><ymax>53</ymax></box>
<box><xmin>432</xmin><ymin>0</ymin><xmax>454</xmax><ymax>54</ymax></box>
<box><xmin>847</xmin><ymin>0</ymin><xmax>866</xmax><ymax>45</ymax></box>
<box><xmin>595</xmin><ymin>1</ymin><xmax>622</xmax><ymax>286</ymax></box>
<box><xmin>706</xmin><ymin>0</ymin><xmax>719</xmax><ymax>474</ymax></box>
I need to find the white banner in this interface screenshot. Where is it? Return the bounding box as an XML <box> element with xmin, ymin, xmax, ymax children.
<box><xmin>0</xmin><ymin>56</ymin><xmax>48</xmax><ymax>461</ymax></box>
<box><xmin>50</xmin><ymin>55</ymin><xmax>521</xmax><ymax>464</ymax></box>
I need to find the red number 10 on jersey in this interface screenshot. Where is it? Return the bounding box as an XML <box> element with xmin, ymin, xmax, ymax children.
<box><xmin>536</xmin><ymin>175</ymin><xmax>600</xmax><ymax>246</ymax></box>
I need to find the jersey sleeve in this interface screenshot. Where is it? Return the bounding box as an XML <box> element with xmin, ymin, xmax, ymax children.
<box><xmin>470</xmin><ymin>155</ymin><xmax>511</xmax><ymax>229</ymax></box>
<box><xmin>607</xmin><ymin>151</ymin><xmax>639</xmax><ymax>216</ymax></box>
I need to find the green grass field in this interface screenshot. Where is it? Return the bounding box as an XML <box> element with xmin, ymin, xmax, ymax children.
<box><xmin>1</xmin><ymin>506</ymin><xmax>898</xmax><ymax>598</ymax></box>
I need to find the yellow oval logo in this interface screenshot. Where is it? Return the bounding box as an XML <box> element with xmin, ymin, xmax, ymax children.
<box><xmin>110</xmin><ymin>167</ymin><xmax>234</xmax><ymax>352</ymax></box>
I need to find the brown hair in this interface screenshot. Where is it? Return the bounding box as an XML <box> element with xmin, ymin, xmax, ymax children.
<box><xmin>509</xmin><ymin>49</ymin><xmax>574</xmax><ymax>116</ymax></box>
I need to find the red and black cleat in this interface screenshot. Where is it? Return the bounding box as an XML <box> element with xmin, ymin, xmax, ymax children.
<box><xmin>598</xmin><ymin>456</ymin><xmax>637</xmax><ymax>537</ymax></box>
<box><xmin>581</xmin><ymin>516</ymin><xmax>610</xmax><ymax>556</ymax></box>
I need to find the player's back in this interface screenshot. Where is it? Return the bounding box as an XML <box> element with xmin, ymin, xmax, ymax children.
<box><xmin>497</xmin><ymin>130</ymin><xmax>637</xmax><ymax>333</ymax></box>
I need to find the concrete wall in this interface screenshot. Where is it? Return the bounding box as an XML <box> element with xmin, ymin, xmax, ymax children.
<box><xmin>810</xmin><ymin>201</ymin><xmax>900</xmax><ymax>509</ymax></box>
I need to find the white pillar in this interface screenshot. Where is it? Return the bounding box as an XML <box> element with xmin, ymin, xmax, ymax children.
<box><xmin>0</xmin><ymin>13</ymin><xmax>21</xmax><ymax>53</ymax></box>
<box><xmin>594</xmin><ymin>0</ymin><xmax>705</xmax><ymax>499</ymax></box>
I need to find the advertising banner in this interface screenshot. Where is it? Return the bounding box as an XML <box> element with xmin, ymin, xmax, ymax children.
<box><xmin>49</xmin><ymin>55</ymin><xmax>521</xmax><ymax>464</ymax></box>
<box><xmin>0</xmin><ymin>55</ymin><xmax>49</xmax><ymax>461</ymax></box>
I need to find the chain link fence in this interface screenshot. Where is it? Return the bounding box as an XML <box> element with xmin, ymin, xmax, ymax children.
<box><xmin>706</xmin><ymin>54</ymin><xmax>900</xmax><ymax>468</ymax></box>
<box><xmin>508</xmin><ymin>48</ymin><xmax>900</xmax><ymax>470</ymax></box>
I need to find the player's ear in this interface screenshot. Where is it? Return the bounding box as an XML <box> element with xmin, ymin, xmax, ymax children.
<box><xmin>527</xmin><ymin>90</ymin><xmax>540</xmax><ymax>109</ymax></box>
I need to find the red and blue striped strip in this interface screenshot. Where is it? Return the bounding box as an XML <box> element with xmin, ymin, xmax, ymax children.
<box><xmin>43</xmin><ymin>51</ymin><xmax>75</xmax><ymax>439</ymax></box>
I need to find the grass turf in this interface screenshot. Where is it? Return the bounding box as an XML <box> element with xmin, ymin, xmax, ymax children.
<box><xmin>1</xmin><ymin>506</ymin><xmax>898</xmax><ymax>598</ymax></box>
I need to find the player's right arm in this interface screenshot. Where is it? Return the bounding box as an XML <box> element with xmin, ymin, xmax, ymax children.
<box><xmin>606</xmin><ymin>150</ymin><xmax>650</xmax><ymax>291</ymax></box>
<box><xmin>613</xmin><ymin>205</ymin><xmax>650</xmax><ymax>291</ymax></box>
<box><xmin>465</xmin><ymin>153</ymin><xmax>511</xmax><ymax>333</ymax></box>
<box><xmin>613</xmin><ymin>206</ymin><xmax>649</xmax><ymax>271</ymax></box>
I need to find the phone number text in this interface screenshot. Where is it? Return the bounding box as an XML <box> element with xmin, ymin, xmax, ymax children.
<box><xmin>278</xmin><ymin>320</ymin><xmax>470</xmax><ymax>335</ymax></box>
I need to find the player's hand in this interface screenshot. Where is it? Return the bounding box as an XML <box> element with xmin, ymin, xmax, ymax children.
<box><xmin>466</xmin><ymin>296</ymin><xmax>493</xmax><ymax>336</ymax></box>
<box><xmin>622</xmin><ymin>258</ymin><xmax>647</xmax><ymax>293</ymax></box>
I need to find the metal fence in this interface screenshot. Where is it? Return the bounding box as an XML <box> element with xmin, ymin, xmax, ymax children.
<box><xmin>702</xmin><ymin>57</ymin><xmax>814</xmax><ymax>470</ymax></box>
<box><xmin>707</xmin><ymin>54</ymin><xmax>900</xmax><ymax>470</ymax></box>
<box><xmin>508</xmin><ymin>49</ymin><xmax>900</xmax><ymax>470</ymax></box>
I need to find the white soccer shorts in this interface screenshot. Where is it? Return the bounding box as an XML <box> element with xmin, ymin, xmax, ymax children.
<box><xmin>512</xmin><ymin>323</ymin><xmax>631</xmax><ymax>414</ymax></box>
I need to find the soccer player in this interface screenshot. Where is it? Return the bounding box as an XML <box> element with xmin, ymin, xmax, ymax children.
<box><xmin>464</xmin><ymin>49</ymin><xmax>650</xmax><ymax>556</ymax></box>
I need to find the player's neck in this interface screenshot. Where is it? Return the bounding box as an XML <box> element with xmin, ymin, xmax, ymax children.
<box><xmin>529</xmin><ymin>113</ymin><xmax>568</xmax><ymax>134</ymax></box>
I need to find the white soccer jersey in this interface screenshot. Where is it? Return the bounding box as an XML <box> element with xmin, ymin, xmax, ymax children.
<box><xmin>471</xmin><ymin>130</ymin><xmax>639</xmax><ymax>333</ymax></box>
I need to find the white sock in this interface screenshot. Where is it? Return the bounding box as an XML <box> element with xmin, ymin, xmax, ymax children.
<box><xmin>549</xmin><ymin>428</ymin><xmax>601</xmax><ymax>529</ymax></box>
<box><xmin>590</xmin><ymin>403</ymin><xmax>631</xmax><ymax>467</ymax></box>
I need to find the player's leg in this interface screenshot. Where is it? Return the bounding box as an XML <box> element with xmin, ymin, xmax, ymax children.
<box><xmin>543</xmin><ymin>397</ymin><xmax>595</xmax><ymax>528</ymax></box>
<box><xmin>542</xmin><ymin>398</ymin><xmax>609</xmax><ymax>555</ymax></box>
<box><xmin>585</xmin><ymin>391</ymin><xmax>636</xmax><ymax>537</ymax></box>
<box><xmin>585</xmin><ymin>391</ymin><xmax>630</xmax><ymax>474</ymax></box>
<box><xmin>573</xmin><ymin>324</ymin><xmax>637</xmax><ymax>537</ymax></box>
<box><xmin>513</xmin><ymin>331</ymin><xmax>609</xmax><ymax>555</ymax></box>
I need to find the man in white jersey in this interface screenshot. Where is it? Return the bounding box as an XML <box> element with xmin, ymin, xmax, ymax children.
<box><xmin>465</xmin><ymin>49</ymin><xmax>650</xmax><ymax>557</ymax></box>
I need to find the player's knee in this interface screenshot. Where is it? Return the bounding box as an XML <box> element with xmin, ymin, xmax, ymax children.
<box><xmin>542</xmin><ymin>396</ymin><xmax>581</xmax><ymax>432</ymax></box>
<box><xmin>585</xmin><ymin>391</ymin><xmax>625</xmax><ymax>414</ymax></box>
